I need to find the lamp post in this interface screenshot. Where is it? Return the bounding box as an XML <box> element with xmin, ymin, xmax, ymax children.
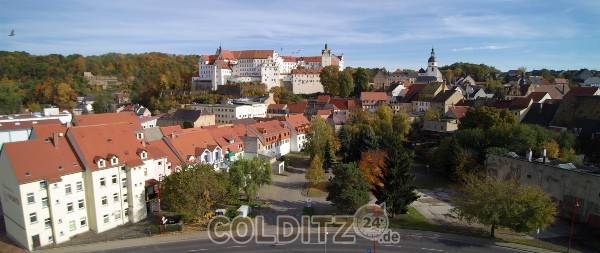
<box><xmin>568</xmin><ymin>199</ymin><xmax>580</xmax><ymax>252</ymax></box>
<box><xmin>157</xmin><ymin>179</ymin><xmax>163</xmax><ymax>234</ymax></box>
<box><xmin>324</xmin><ymin>231</ymin><xmax>328</xmax><ymax>253</ymax></box>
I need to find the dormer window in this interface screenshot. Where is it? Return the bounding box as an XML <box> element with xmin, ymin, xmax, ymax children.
<box><xmin>98</xmin><ymin>159</ymin><xmax>105</xmax><ymax>168</ymax></box>
<box><xmin>110</xmin><ymin>156</ymin><xmax>118</xmax><ymax>165</ymax></box>
<box><xmin>141</xmin><ymin>151</ymin><xmax>147</xmax><ymax>159</ymax></box>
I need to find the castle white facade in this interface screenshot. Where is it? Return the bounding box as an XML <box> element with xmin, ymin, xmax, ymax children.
<box><xmin>192</xmin><ymin>44</ymin><xmax>344</xmax><ymax>92</ymax></box>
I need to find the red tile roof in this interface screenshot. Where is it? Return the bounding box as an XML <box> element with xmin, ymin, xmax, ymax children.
<box><xmin>302</xmin><ymin>56</ymin><xmax>322</xmax><ymax>62</ymax></box>
<box><xmin>281</xmin><ymin>56</ymin><xmax>299</xmax><ymax>62</ymax></box>
<box><xmin>206</xmin><ymin>126</ymin><xmax>245</xmax><ymax>153</ymax></box>
<box><xmin>329</xmin><ymin>98</ymin><xmax>360</xmax><ymax>110</ymax></box>
<box><xmin>3</xmin><ymin>136</ymin><xmax>82</xmax><ymax>184</ymax></box>
<box><xmin>73</xmin><ymin>112</ymin><xmax>142</xmax><ymax>131</ymax></box>
<box><xmin>360</xmin><ymin>92</ymin><xmax>388</xmax><ymax>106</ymax></box>
<box><xmin>0</xmin><ymin>118</ymin><xmax>62</xmax><ymax>131</ymax></box>
<box><xmin>246</xmin><ymin>120</ymin><xmax>291</xmax><ymax>146</ymax></box>
<box><xmin>527</xmin><ymin>92</ymin><xmax>550</xmax><ymax>103</ymax></box>
<box><xmin>566</xmin><ymin>87</ymin><xmax>599</xmax><ymax>96</ymax></box>
<box><xmin>282</xmin><ymin>114</ymin><xmax>310</xmax><ymax>134</ymax></box>
<box><xmin>316</xmin><ymin>95</ymin><xmax>331</xmax><ymax>103</ymax></box>
<box><xmin>532</xmin><ymin>84</ymin><xmax>569</xmax><ymax>100</ymax></box>
<box><xmin>447</xmin><ymin>106</ymin><xmax>470</xmax><ymax>120</ymax></box>
<box><xmin>554</xmin><ymin>78</ymin><xmax>569</xmax><ymax>85</ymax></box>
<box><xmin>268</xmin><ymin>104</ymin><xmax>287</xmax><ymax>110</ymax></box>
<box><xmin>509</xmin><ymin>97</ymin><xmax>533</xmax><ymax>110</ymax></box>
<box><xmin>31</xmin><ymin>123</ymin><xmax>67</xmax><ymax>139</ymax></box>
<box><xmin>67</xmin><ymin>122</ymin><xmax>146</xmax><ymax>171</ymax></box>
<box><xmin>287</xmin><ymin>102</ymin><xmax>307</xmax><ymax>114</ymax></box>
<box><xmin>147</xmin><ymin>139</ymin><xmax>180</xmax><ymax>166</ymax></box>
<box><xmin>317</xmin><ymin>110</ymin><xmax>331</xmax><ymax>116</ymax></box>
<box><xmin>164</xmin><ymin>128</ymin><xmax>220</xmax><ymax>161</ymax></box>
<box><xmin>238</xmin><ymin>50</ymin><xmax>274</xmax><ymax>59</ymax></box>
<box><xmin>291</xmin><ymin>68</ymin><xmax>322</xmax><ymax>75</ymax></box>
<box><xmin>219</xmin><ymin>50</ymin><xmax>237</xmax><ymax>61</ymax></box>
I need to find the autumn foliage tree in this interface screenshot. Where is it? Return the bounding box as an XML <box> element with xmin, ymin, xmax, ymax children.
<box><xmin>305</xmin><ymin>155</ymin><xmax>326</xmax><ymax>187</ymax></box>
<box><xmin>358</xmin><ymin>151</ymin><xmax>385</xmax><ymax>189</ymax></box>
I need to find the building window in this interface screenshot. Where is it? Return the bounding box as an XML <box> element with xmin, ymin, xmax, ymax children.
<box><xmin>100</xmin><ymin>177</ymin><xmax>106</xmax><ymax>187</ymax></box>
<box><xmin>30</xmin><ymin>212</ymin><xmax>37</xmax><ymax>224</ymax></box>
<box><xmin>123</xmin><ymin>194</ymin><xmax>128</xmax><ymax>203</ymax></box>
<box><xmin>121</xmin><ymin>178</ymin><xmax>127</xmax><ymax>188</ymax></box>
<box><xmin>113</xmin><ymin>193</ymin><xmax>119</xmax><ymax>202</ymax></box>
<box><xmin>111</xmin><ymin>157</ymin><xmax>118</xmax><ymax>165</ymax></box>
<box><xmin>103</xmin><ymin>214</ymin><xmax>109</xmax><ymax>224</ymax></box>
<box><xmin>80</xmin><ymin>217</ymin><xmax>87</xmax><ymax>227</ymax></box>
<box><xmin>45</xmin><ymin>218</ymin><xmax>51</xmax><ymax>229</ymax></box>
<box><xmin>65</xmin><ymin>184</ymin><xmax>72</xmax><ymax>195</ymax></box>
<box><xmin>67</xmin><ymin>202</ymin><xmax>74</xmax><ymax>212</ymax></box>
<box><xmin>120</xmin><ymin>166</ymin><xmax>126</xmax><ymax>173</ymax></box>
<box><xmin>78</xmin><ymin>199</ymin><xmax>85</xmax><ymax>209</ymax></box>
<box><xmin>48</xmin><ymin>236</ymin><xmax>53</xmax><ymax>242</ymax></box>
<box><xmin>98</xmin><ymin>160</ymin><xmax>105</xmax><ymax>168</ymax></box>
<box><xmin>112</xmin><ymin>175</ymin><xmax>117</xmax><ymax>184</ymax></box>
<box><xmin>27</xmin><ymin>193</ymin><xmax>35</xmax><ymax>204</ymax></box>
<box><xmin>101</xmin><ymin>196</ymin><xmax>107</xmax><ymax>206</ymax></box>
<box><xmin>115</xmin><ymin>211</ymin><xmax>121</xmax><ymax>220</ymax></box>
<box><xmin>69</xmin><ymin>220</ymin><xmax>76</xmax><ymax>231</ymax></box>
<box><xmin>40</xmin><ymin>181</ymin><xmax>47</xmax><ymax>190</ymax></box>
<box><xmin>42</xmin><ymin>197</ymin><xmax>48</xmax><ymax>208</ymax></box>
<box><xmin>76</xmin><ymin>181</ymin><xmax>83</xmax><ymax>191</ymax></box>
<box><xmin>144</xmin><ymin>168</ymin><xmax>148</xmax><ymax>176</ymax></box>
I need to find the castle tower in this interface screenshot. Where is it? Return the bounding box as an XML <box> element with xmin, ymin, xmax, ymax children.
<box><xmin>321</xmin><ymin>43</ymin><xmax>331</xmax><ymax>67</ymax></box>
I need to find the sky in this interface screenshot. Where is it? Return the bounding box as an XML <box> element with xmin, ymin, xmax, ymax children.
<box><xmin>1</xmin><ymin>0</ymin><xmax>600</xmax><ymax>72</ymax></box>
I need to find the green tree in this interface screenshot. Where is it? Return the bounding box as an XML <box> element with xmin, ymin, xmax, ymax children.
<box><xmin>373</xmin><ymin>104</ymin><xmax>393</xmax><ymax>136</ymax></box>
<box><xmin>304</xmin><ymin>117</ymin><xmax>339</xmax><ymax>167</ymax></box>
<box><xmin>229</xmin><ymin>157</ymin><xmax>273</xmax><ymax>201</ymax></box>
<box><xmin>326</xmin><ymin>162</ymin><xmax>370</xmax><ymax>214</ymax></box>
<box><xmin>160</xmin><ymin>163</ymin><xmax>231</xmax><ymax>222</ymax></box>
<box><xmin>339</xmin><ymin>69</ymin><xmax>354</xmax><ymax>98</ymax></box>
<box><xmin>0</xmin><ymin>78</ymin><xmax>23</xmax><ymax>114</ymax></box>
<box><xmin>319</xmin><ymin>66</ymin><xmax>340</xmax><ymax>96</ymax></box>
<box><xmin>453</xmin><ymin>176</ymin><xmax>557</xmax><ymax>238</ymax></box>
<box><xmin>423</xmin><ymin>109</ymin><xmax>441</xmax><ymax>121</ymax></box>
<box><xmin>371</xmin><ymin>142</ymin><xmax>418</xmax><ymax>216</ymax></box>
<box><xmin>353</xmin><ymin>67</ymin><xmax>370</xmax><ymax>95</ymax></box>
<box><xmin>305</xmin><ymin>154</ymin><xmax>326</xmax><ymax>186</ymax></box>
<box><xmin>459</xmin><ymin>106</ymin><xmax>517</xmax><ymax>130</ymax></box>
<box><xmin>392</xmin><ymin>112</ymin><xmax>411</xmax><ymax>137</ymax></box>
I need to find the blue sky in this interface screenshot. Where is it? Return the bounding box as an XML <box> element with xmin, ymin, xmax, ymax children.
<box><xmin>1</xmin><ymin>0</ymin><xmax>599</xmax><ymax>72</ymax></box>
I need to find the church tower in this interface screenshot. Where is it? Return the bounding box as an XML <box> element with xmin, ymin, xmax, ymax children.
<box><xmin>321</xmin><ymin>43</ymin><xmax>331</xmax><ymax>68</ymax></box>
<box><xmin>428</xmin><ymin>47</ymin><xmax>437</xmax><ymax>70</ymax></box>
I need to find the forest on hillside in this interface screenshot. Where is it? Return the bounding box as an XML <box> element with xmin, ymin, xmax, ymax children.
<box><xmin>0</xmin><ymin>51</ymin><xmax>198</xmax><ymax>114</ymax></box>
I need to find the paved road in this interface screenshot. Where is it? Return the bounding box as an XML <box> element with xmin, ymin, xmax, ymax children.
<box><xmin>73</xmin><ymin>231</ymin><xmax>552</xmax><ymax>253</ymax></box>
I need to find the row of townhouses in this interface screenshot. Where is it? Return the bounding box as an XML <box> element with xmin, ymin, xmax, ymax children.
<box><xmin>0</xmin><ymin>112</ymin><xmax>310</xmax><ymax>250</ymax></box>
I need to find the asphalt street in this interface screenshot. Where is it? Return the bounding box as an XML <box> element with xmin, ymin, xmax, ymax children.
<box><xmin>89</xmin><ymin>232</ymin><xmax>540</xmax><ymax>253</ymax></box>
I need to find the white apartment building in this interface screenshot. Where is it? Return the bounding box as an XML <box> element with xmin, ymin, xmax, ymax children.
<box><xmin>0</xmin><ymin>135</ymin><xmax>89</xmax><ymax>250</ymax></box>
<box><xmin>184</xmin><ymin>103</ymin><xmax>267</xmax><ymax>124</ymax></box>
<box><xmin>242</xmin><ymin>120</ymin><xmax>291</xmax><ymax>158</ymax></box>
<box><xmin>67</xmin><ymin>122</ymin><xmax>157</xmax><ymax>233</ymax></box>
<box><xmin>192</xmin><ymin>44</ymin><xmax>343</xmax><ymax>92</ymax></box>
<box><xmin>280</xmin><ymin>114</ymin><xmax>310</xmax><ymax>152</ymax></box>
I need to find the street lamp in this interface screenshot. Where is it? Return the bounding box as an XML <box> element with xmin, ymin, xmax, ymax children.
<box><xmin>324</xmin><ymin>231</ymin><xmax>328</xmax><ymax>253</ymax></box>
<box><xmin>568</xmin><ymin>199</ymin><xmax>580</xmax><ymax>253</ymax></box>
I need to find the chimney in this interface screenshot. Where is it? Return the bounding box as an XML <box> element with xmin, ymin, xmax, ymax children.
<box><xmin>52</xmin><ymin>132</ymin><xmax>59</xmax><ymax>149</ymax></box>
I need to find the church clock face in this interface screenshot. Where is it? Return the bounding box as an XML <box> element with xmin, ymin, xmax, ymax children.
<box><xmin>353</xmin><ymin>204</ymin><xmax>389</xmax><ymax>239</ymax></box>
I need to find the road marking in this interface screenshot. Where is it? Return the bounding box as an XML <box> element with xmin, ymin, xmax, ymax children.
<box><xmin>383</xmin><ymin>245</ymin><xmax>402</xmax><ymax>248</ymax></box>
<box><xmin>188</xmin><ymin>249</ymin><xmax>208</xmax><ymax>252</ymax></box>
<box><xmin>421</xmin><ymin>248</ymin><xmax>443</xmax><ymax>251</ymax></box>
<box><xmin>228</xmin><ymin>245</ymin><xmax>244</xmax><ymax>248</ymax></box>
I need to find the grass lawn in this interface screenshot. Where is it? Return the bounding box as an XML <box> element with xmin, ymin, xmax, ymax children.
<box><xmin>388</xmin><ymin>206</ymin><xmax>438</xmax><ymax>231</ymax></box>
<box><xmin>306</xmin><ymin>182</ymin><xmax>328</xmax><ymax>197</ymax></box>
